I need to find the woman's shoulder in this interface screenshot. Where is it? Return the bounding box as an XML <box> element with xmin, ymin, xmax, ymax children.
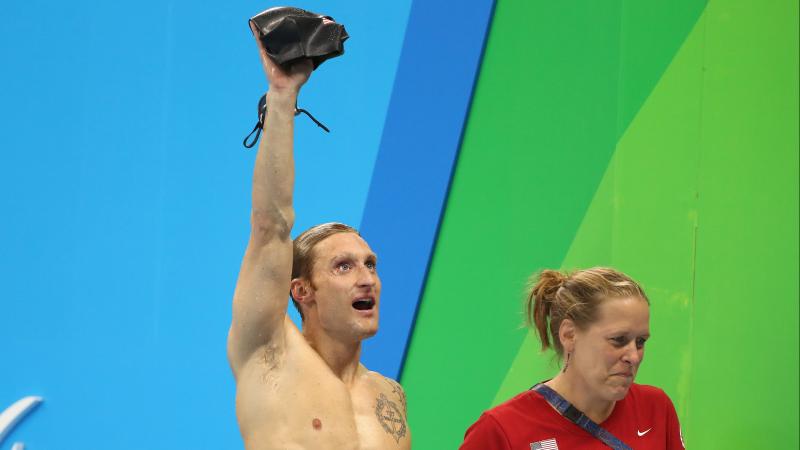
<box><xmin>483</xmin><ymin>388</ymin><xmax>550</xmax><ymax>420</ymax></box>
<box><xmin>483</xmin><ymin>390</ymin><xmax>554</xmax><ymax>425</ymax></box>
<box><xmin>461</xmin><ymin>389</ymin><xmax>566</xmax><ymax>449</ymax></box>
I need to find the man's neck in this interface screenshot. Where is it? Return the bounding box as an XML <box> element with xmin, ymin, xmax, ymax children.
<box><xmin>546</xmin><ymin>373</ymin><xmax>615</xmax><ymax>424</ymax></box>
<box><xmin>303</xmin><ymin>327</ymin><xmax>364</xmax><ymax>385</ymax></box>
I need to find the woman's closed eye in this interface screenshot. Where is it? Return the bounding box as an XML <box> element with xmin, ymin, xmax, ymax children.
<box><xmin>610</xmin><ymin>335</ymin><xmax>648</xmax><ymax>349</ymax></box>
<box><xmin>610</xmin><ymin>336</ymin><xmax>629</xmax><ymax>347</ymax></box>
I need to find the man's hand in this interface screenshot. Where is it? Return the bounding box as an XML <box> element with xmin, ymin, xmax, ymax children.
<box><xmin>250</xmin><ymin>23</ymin><xmax>313</xmax><ymax>94</ymax></box>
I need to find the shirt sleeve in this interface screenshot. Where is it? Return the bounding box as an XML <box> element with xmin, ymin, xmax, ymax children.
<box><xmin>459</xmin><ymin>413</ymin><xmax>512</xmax><ymax>450</ymax></box>
<box><xmin>663</xmin><ymin>392</ymin><xmax>685</xmax><ymax>449</ymax></box>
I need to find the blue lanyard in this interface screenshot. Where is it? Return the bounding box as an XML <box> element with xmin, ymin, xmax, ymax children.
<box><xmin>531</xmin><ymin>383</ymin><xmax>632</xmax><ymax>450</ymax></box>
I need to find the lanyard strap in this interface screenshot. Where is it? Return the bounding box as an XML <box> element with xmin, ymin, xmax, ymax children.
<box><xmin>532</xmin><ymin>383</ymin><xmax>632</xmax><ymax>450</ymax></box>
<box><xmin>243</xmin><ymin>96</ymin><xmax>330</xmax><ymax>148</ymax></box>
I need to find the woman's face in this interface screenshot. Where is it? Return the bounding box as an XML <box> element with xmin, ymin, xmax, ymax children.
<box><xmin>569</xmin><ymin>296</ymin><xmax>650</xmax><ymax>403</ymax></box>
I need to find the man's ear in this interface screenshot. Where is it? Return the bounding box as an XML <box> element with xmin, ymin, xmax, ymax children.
<box><xmin>290</xmin><ymin>278</ymin><xmax>314</xmax><ymax>305</ymax></box>
<box><xmin>558</xmin><ymin>319</ymin><xmax>577</xmax><ymax>353</ymax></box>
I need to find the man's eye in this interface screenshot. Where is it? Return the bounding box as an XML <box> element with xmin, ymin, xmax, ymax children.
<box><xmin>337</xmin><ymin>262</ymin><xmax>352</xmax><ymax>271</ymax></box>
<box><xmin>636</xmin><ymin>337</ymin><xmax>648</xmax><ymax>349</ymax></box>
<box><xmin>366</xmin><ymin>261</ymin><xmax>376</xmax><ymax>270</ymax></box>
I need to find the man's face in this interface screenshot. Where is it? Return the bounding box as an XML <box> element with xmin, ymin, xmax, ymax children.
<box><xmin>307</xmin><ymin>232</ymin><xmax>381</xmax><ymax>341</ymax></box>
<box><xmin>570</xmin><ymin>296</ymin><xmax>650</xmax><ymax>403</ymax></box>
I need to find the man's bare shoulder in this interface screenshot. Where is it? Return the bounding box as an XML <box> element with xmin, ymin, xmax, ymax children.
<box><xmin>360</xmin><ymin>369</ymin><xmax>408</xmax><ymax>417</ymax></box>
<box><xmin>374</xmin><ymin>373</ymin><xmax>406</xmax><ymax>397</ymax></box>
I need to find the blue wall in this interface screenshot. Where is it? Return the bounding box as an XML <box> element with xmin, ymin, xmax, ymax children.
<box><xmin>1</xmin><ymin>1</ymin><xmax>418</xmax><ymax>448</ymax></box>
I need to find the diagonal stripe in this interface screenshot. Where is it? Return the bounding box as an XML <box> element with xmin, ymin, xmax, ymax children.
<box><xmin>358</xmin><ymin>0</ymin><xmax>496</xmax><ymax>379</ymax></box>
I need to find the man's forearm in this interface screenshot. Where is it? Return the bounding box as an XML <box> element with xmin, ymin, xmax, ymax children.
<box><xmin>251</xmin><ymin>89</ymin><xmax>298</xmax><ymax>239</ymax></box>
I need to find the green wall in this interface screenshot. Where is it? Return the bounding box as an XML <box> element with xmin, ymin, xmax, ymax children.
<box><xmin>402</xmin><ymin>0</ymin><xmax>799</xmax><ymax>448</ymax></box>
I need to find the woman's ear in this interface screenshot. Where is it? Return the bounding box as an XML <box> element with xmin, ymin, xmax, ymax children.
<box><xmin>558</xmin><ymin>318</ymin><xmax>577</xmax><ymax>353</ymax></box>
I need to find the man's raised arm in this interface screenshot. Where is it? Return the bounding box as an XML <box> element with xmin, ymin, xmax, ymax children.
<box><xmin>227</xmin><ymin>32</ymin><xmax>312</xmax><ymax>375</ymax></box>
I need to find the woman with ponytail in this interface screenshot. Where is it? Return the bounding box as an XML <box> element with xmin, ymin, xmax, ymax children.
<box><xmin>460</xmin><ymin>267</ymin><xmax>684</xmax><ymax>450</ymax></box>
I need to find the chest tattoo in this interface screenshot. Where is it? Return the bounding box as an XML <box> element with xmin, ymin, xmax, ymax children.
<box><xmin>375</xmin><ymin>393</ymin><xmax>407</xmax><ymax>443</ymax></box>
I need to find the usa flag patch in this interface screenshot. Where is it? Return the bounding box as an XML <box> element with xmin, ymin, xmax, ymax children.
<box><xmin>530</xmin><ymin>438</ymin><xmax>558</xmax><ymax>450</ymax></box>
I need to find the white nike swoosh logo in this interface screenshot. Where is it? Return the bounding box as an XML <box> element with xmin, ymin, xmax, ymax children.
<box><xmin>637</xmin><ymin>428</ymin><xmax>652</xmax><ymax>437</ymax></box>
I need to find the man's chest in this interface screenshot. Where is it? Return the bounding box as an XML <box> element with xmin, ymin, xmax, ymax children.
<box><xmin>237</xmin><ymin>358</ymin><xmax>410</xmax><ymax>449</ymax></box>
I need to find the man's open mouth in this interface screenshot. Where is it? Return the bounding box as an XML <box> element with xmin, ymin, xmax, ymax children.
<box><xmin>352</xmin><ymin>298</ymin><xmax>375</xmax><ymax>311</ymax></box>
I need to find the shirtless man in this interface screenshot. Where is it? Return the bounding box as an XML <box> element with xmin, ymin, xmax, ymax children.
<box><xmin>226</xmin><ymin>32</ymin><xmax>411</xmax><ymax>450</ymax></box>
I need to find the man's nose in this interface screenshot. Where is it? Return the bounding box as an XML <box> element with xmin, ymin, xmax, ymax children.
<box><xmin>356</xmin><ymin>265</ymin><xmax>377</xmax><ymax>287</ymax></box>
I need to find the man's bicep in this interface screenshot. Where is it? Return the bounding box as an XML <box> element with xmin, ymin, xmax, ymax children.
<box><xmin>228</xmin><ymin>239</ymin><xmax>293</xmax><ymax>370</ymax></box>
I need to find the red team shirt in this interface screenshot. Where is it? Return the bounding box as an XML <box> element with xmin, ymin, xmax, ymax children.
<box><xmin>460</xmin><ymin>383</ymin><xmax>684</xmax><ymax>450</ymax></box>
